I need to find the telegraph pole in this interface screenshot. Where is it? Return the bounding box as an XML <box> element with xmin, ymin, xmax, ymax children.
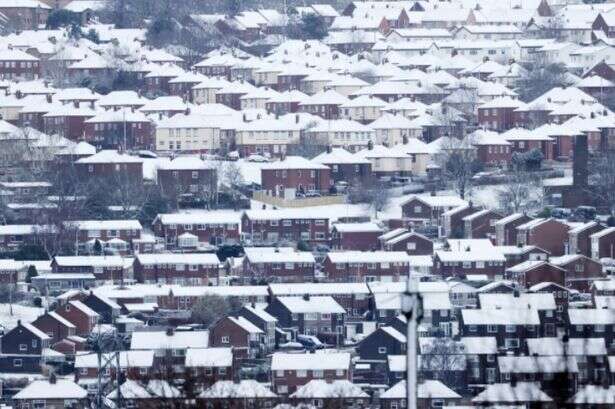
<box><xmin>402</xmin><ymin>271</ymin><xmax>422</xmax><ymax>409</ymax></box>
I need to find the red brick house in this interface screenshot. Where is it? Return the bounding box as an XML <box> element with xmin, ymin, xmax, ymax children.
<box><xmin>67</xmin><ymin>220</ymin><xmax>142</xmax><ymax>254</ymax></box>
<box><xmin>0</xmin><ymin>1</ymin><xmax>50</xmax><ymax>30</ymax></box>
<box><xmin>516</xmin><ymin>218</ymin><xmax>570</xmax><ymax>256</ymax></box>
<box><xmin>502</xmin><ymin>128</ymin><xmax>555</xmax><ymax>160</ymax></box>
<box><xmin>443</xmin><ymin>203</ymin><xmax>478</xmax><ymax>238</ymax></box>
<box><xmin>185</xmin><ymin>348</ymin><xmax>233</xmax><ymax>386</ymax></box>
<box><xmin>498</xmin><ymin>245</ymin><xmax>549</xmax><ymax>268</ymax></box>
<box><xmin>312</xmin><ymin>147</ymin><xmax>373</xmax><ymax>186</ymax></box>
<box><xmin>323</xmin><ymin>251</ymin><xmax>411</xmax><ymax>282</ymax></box>
<box><xmin>270</xmin><ymin>352</ymin><xmax>351</xmax><ymax>394</ymax></box>
<box><xmin>495</xmin><ymin>213</ymin><xmax>533</xmax><ymax>246</ymax></box>
<box><xmin>477</xmin><ymin>97</ymin><xmax>525</xmax><ymax>132</ymax></box>
<box><xmin>592</xmin><ymin>11</ymin><xmax>615</xmax><ymax>38</ymax></box>
<box><xmin>549</xmin><ymin>254</ymin><xmax>605</xmax><ymax>291</ymax></box>
<box><xmin>54</xmin><ymin>300</ymin><xmax>99</xmax><ymax>336</ymax></box>
<box><xmin>242</xmin><ymin>247</ymin><xmax>315</xmax><ymax>284</ymax></box>
<box><xmin>568</xmin><ymin>221</ymin><xmax>604</xmax><ymax>257</ymax></box>
<box><xmin>51</xmin><ymin>256</ymin><xmax>128</xmax><ymax>283</ymax></box>
<box><xmin>434</xmin><ymin>239</ymin><xmax>506</xmax><ymax>279</ymax></box>
<box><xmin>261</xmin><ymin>156</ymin><xmax>331</xmax><ymax>198</ymax></box>
<box><xmin>505</xmin><ymin>260</ymin><xmax>566</xmax><ymax>288</ymax></box>
<box><xmin>31</xmin><ymin>311</ymin><xmax>76</xmax><ymax>345</ymax></box>
<box><xmin>331</xmin><ymin>222</ymin><xmax>383</xmax><ymax>251</ymax></box>
<box><xmin>133</xmin><ymin>253</ymin><xmax>220</xmax><ymax>285</ymax></box>
<box><xmin>209</xmin><ymin>316</ymin><xmax>264</xmax><ymax>358</ymax></box>
<box><xmin>298</xmin><ymin>89</ymin><xmax>349</xmax><ymax>120</ymax></box>
<box><xmin>75</xmin><ymin>150</ymin><xmax>144</xmax><ymax>184</ymax></box>
<box><xmin>156</xmin><ymin>156</ymin><xmax>217</xmax><ymax>201</ymax></box>
<box><xmin>42</xmin><ymin>104</ymin><xmax>96</xmax><ymax>141</ymax></box>
<box><xmin>379</xmin><ymin>229</ymin><xmax>434</xmax><ymax>255</ymax></box>
<box><xmin>463</xmin><ymin>209</ymin><xmax>502</xmax><ymax>240</ymax></box>
<box><xmin>469</xmin><ymin>129</ymin><xmax>512</xmax><ymax>166</ymax></box>
<box><xmin>75</xmin><ymin>350</ymin><xmax>154</xmax><ymax>381</ymax></box>
<box><xmin>401</xmin><ymin>195</ymin><xmax>467</xmax><ymax>226</ymax></box>
<box><xmin>143</xmin><ymin>63</ymin><xmax>184</xmax><ymax>95</ymax></box>
<box><xmin>152</xmin><ymin>212</ymin><xmax>240</xmax><ymax>248</ymax></box>
<box><xmin>83</xmin><ymin>108</ymin><xmax>153</xmax><ymax>150</ymax></box>
<box><xmin>591</xmin><ymin>227</ymin><xmax>615</xmax><ymax>260</ymax></box>
<box><xmin>241</xmin><ymin>208</ymin><xmax>329</xmax><ymax>245</ymax></box>
<box><xmin>0</xmin><ymin>48</ymin><xmax>41</xmax><ymax>80</ymax></box>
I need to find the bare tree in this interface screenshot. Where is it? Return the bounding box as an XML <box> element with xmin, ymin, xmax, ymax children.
<box><xmin>588</xmin><ymin>149</ymin><xmax>615</xmax><ymax>216</ymax></box>
<box><xmin>498</xmin><ymin>166</ymin><xmax>544</xmax><ymax>214</ymax></box>
<box><xmin>191</xmin><ymin>294</ymin><xmax>242</xmax><ymax>328</ymax></box>
<box><xmin>419</xmin><ymin>338</ymin><xmax>466</xmax><ymax>387</ymax></box>
<box><xmin>437</xmin><ymin>136</ymin><xmax>480</xmax><ymax>200</ymax></box>
<box><xmin>516</xmin><ymin>60</ymin><xmax>568</xmax><ymax>103</ymax></box>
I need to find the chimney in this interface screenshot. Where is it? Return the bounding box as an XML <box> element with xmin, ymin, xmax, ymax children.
<box><xmin>326</xmin><ymin>145</ymin><xmax>332</xmax><ymax>153</ymax></box>
<box><xmin>367</xmin><ymin>140</ymin><xmax>373</xmax><ymax>150</ymax></box>
<box><xmin>295</xmin><ymin>114</ymin><xmax>300</xmax><ymax>124</ymax></box>
<box><xmin>45</xmin><ymin>94</ymin><xmax>52</xmax><ymax>104</ymax></box>
<box><xmin>49</xmin><ymin>373</ymin><xmax>57</xmax><ymax>384</ymax></box>
<box><xmin>262</xmin><ymin>204</ymin><xmax>266</xmax><ymax>210</ymax></box>
<box><xmin>303</xmin><ymin>293</ymin><xmax>310</xmax><ymax>301</ymax></box>
<box><xmin>513</xmin><ymin>289</ymin><xmax>520</xmax><ymax>298</ymax></box>
<box><xmin>243</xmin><ymin>113</ymin><xmax>247</xmax><ymax>122</ymax></box>
<box><xmin>166</xmin><ymin>327</ymin><xmax>174</xmax><ymax>336</ymax></box>
<box><xmin>73</xmin><ymin>100</ymin><xmax>79</xmax><ymax>109</ymax></box>
<box><xmin>573</xmin><ymin>134</ymin><xmax>588</xmax><ymax>188</ymax></box>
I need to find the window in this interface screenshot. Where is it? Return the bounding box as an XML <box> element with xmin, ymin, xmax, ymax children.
<box><xmin>414</xmin><ymin>205</ymin><xmax>422</xmax><ymax>213</ymax></box>
<box><xmin>505</xmin><ymin>338</ymin><xmax>520</xmax><ymax>349</ymax></box>
<box><xmin>312</xmin><ymin>370</ymin><xmax>324</xmax><ymax>378</ymax></box>
<box><xmin>218</xmin><ymin>367</ymin><xmax>227</xmax><ymax>375</ymax></box>
<box><xmin>14</xmin><ymin>358</ymin><xmax>22</xmax><ymax>367</ymax></box>
<box><xmin>276</xmin><ymin>370</ymin><xmax>284</xmax><ymax>377</ymax></box>
<box><xmin>296</xmin><ymin>370</ymin><xmax>307</xmax><ymax>377</ymax></box>
<box><xmin>19</xmin><ymin>344</ymin><xmax>27</xmax><ymax>351</ymax></box>
<box><xmin>378</xmin><ymin>347</ymin><xmax>387</xmax><ymax>354</ymax></box>
<box><xmin>487</xmin><ymin>325</ymin><xmax>497</xmax><ymax>333</ymax></box>
<box><xmin>505</xmin><ymin>325</ymin><xmax>516</xmax><ymax>333</ymax></box>
<box><xmin>407</xmin><ymin>242</ymin><xmax>416</xmax><ymax>250</ymax></box>
<box><xmin>221</xmin><ymin>336</ymin><xmax>230</xmax><ymax>344</ymax></box>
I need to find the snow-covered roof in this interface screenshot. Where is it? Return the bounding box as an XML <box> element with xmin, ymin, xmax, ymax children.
<box><xmin>472</xmin><ymin>382</ymin><xmax>552</xmax><ymax>403</ymax></box>
<box><xmin>53</xmin><ymin>256</ymin><xmax>126</xmax><ymax>268</ymax></box>
<box><xmin>261</xmin><ymin>156</ymin><xmax>329</xmax><ymax>170</ymax></box>
<box><xmin>13</xmin><ymin>379</ymin><xmax>87</xmax><ymax>400</ymax></box>
<box><xmin>327</xmin><ymin>251</ymin><xmax>411</xmax><ymax>264</ymax></box>
<box><xmin>332</xmin><ymin>222</ymin><xmax>383</xmax><ymax>233</ymax></box>
<box><xmin>185</xmin><ymin>347</ymin><xmax>233</xmax><ymax>367</ymax></box>
<box><xmin>313</xmin><ymin>148</ymin><xmax>371</xmax><ymax>165</ymax></box>
<box><xmin>479</xmin><ymin>293</ymin><xmax>556</xmax><ymax>310</ymax></box>
<box><xmin>75</xmin><ymin>150</ymin><xmax>143</xmax><ymax>164</ymax></box>
<box><xmin>75</xmin><ymin>350</ymin><xmax>154</xmax><ymax>368</ymax></box>
<box><xmin>526</xmin><ymin>337</ymin><xmax>607</xmax><ymax>356</ymax></box>
<box><xmin>460</xmin><ymin>336</ymin><xmax>497</xmax><ymax>354</ymax></box>
<box><xmin>290</xmin><ymin>380</ymin><xmax>368</xmax><ymax>398</ymax></box>
<box><xmin>461</xmin><ymin>308</ymin><xmax>540</xmax><ymax>325</ymax></box>
<box><xmin>277</xmin><ymin>296</ymin><xmax>345</xmax><ymax>314</ymax></box>
<box><xmin>381</xmin><ymin>380</ymin><xmax>461</xmax><ymax>399</ymax></box>
<box><xmin>244</xmin><ymin>247</ymin><xmax>315</xmax><ymax>264</ymax></box>
<box><xmin>200</xmin><ymin>380</ymin><xmax>276</xmax><ymax>398</ymax></box>
<box><xmin>568</xmin><ymin>308</ymin><xmax>615</xmax><ymax>325</ymax></box>
<box><xmin>135</xmin><ymin>253</ymin><xmax>220</xmax><ymax>265</ymax></box>
<box><xmin>271</xmin><ymin>352</ymin><xmax>350</xmax><ymax>371</ymax></box>
<box><xmin>130</xmin><ymin>330</ymin><xmax>209</xmax><ymax>350</ymax></box>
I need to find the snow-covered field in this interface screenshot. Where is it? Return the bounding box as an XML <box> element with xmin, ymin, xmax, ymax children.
<box><xmin>0</xmin><ymin>304</ymin><xmax>44</xmax><ymax>330</ymax></box>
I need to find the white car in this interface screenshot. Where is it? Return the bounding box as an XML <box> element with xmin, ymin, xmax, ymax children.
<box><xmin>247</xmin><ymin>154</ymin><xmax>268</xmax><ymax>163</ymax></box>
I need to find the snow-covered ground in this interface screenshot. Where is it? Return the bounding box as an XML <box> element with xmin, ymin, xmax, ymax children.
<box><xmin>0</xmin><ymin>304</ymin><xmax>44</xmax><ymax>330</ymax></box>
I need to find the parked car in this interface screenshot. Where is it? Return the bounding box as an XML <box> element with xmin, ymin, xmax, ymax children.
<box><xmin>551</xmin><ymin>207</ymin><xmax>572</xmax><ymax>219</ymax></box>
<box><xmin>297</xmin><ymin>334</ymin><xmax>324</xmax><ymax>350</ymax></box>
<box><xmin>247</xmin><ymin>154</ymin><xmax>268</xmax><ymax>162</ymax></box>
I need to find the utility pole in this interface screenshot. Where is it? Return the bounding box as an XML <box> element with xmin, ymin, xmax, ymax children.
<box><xmin>402</xmin><ymin>271</ymin><xmax>422</xmax><ymax>409</ymax></box>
